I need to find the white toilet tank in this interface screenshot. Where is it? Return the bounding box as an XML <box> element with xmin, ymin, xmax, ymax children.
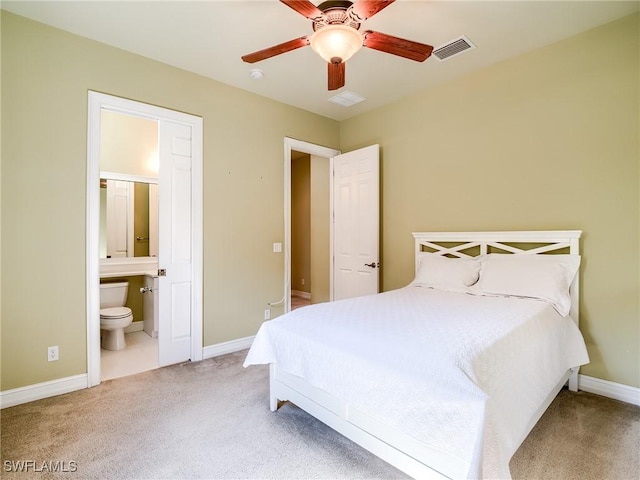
<box><xmin>100</xmin><ymin>282</ymin><xmax>129</xmax><ymax>309</ymax></box>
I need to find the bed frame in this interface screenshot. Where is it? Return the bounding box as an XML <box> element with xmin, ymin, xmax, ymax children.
<box><xmin>269</xmin><ymin>230</ymin><xmax>583</xmax><ymax>479</ymax></box>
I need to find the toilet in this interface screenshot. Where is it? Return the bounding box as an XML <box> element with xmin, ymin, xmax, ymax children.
<box><xmin>100</xmin><ymin>281</ymin><xmax>133</xmax><ymax>351</ymax></box>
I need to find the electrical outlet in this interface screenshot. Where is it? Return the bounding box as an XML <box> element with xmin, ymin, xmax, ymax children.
<box><xmin>301</xmin><ymin>278</ymin><xmax>305</xmax><ymax>286</ymax></box>
<box><xmin>48</xmin><ymin>346</ymin><xmax>59</xmax><ymax>362</ymax></box>
<box><xmin>264</xmin><ymin>309</ymin><xmax>271</xmax><ymax>320</ymax></box>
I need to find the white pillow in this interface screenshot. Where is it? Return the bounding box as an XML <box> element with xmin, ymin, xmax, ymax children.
<box><xmin>411</xmin><ymin>253</ymin><xmax>481</xmax><ymax>291</ymax></box>
<box><xmin>470</xmin><ymin>253</ymin><xmax>581</xmax><ymax>316</ymax></box>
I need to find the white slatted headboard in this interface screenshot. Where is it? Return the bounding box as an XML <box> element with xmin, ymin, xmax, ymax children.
<box><xmin>412</xmin><ymin>230</ymin><xmax>582</xmax><ymax>325</ymax></box>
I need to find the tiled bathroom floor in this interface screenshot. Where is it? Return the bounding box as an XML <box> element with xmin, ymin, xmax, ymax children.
<box><xmin>101</xmin><ymin>331</ymin><xmax>159</xmax><ymax>381</ymax></box>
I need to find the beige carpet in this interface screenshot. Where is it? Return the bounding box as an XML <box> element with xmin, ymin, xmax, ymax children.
<box><xmin>1</xmin><ymin>350</ymin><xmax>638</xmax><ymax>479</ymax></box>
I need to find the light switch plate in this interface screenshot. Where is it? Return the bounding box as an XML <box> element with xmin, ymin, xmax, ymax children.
<box><xmin>273</xmin><ymin>242</ymin><xmax>282</xmax><ymax>253</ymax></box>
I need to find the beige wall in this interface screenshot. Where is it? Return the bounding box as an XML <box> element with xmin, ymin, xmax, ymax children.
<box><xmin>0</xmin><ymin>12</ymin><xmax>339</xmax><ymax>390</ymax></box>
<box><xmin>291</xmin><ymin>154</ymin><xmax>311</xmax><ymax>294</ymax></box>
<box><xmin>133</xmin><ymin>182</ymin><xmax>150</xmax><ymax>258</ymax></box>
<box><xmin>340</xmin><ymin>14</ymin><xmax>639</xmax><ymax>388</ymax></box>
<box><xmin>310</xmin><ymin>155</ymin><xmax>331</xmax><ymax>304</ymax></box>
<box><xmin>291</xmin><ymin>153</ymin><xmax>331</xmax><ymax>303</ymax></box>
<box><xmin>1</xmin><ymin>11</ymin><xmax>638</xmax><ymax>392</ymax></box>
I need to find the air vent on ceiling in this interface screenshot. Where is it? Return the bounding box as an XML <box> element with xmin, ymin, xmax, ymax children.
<box><xmin>433</xmin><ymin>36</ymin><xmax>476</xmax><ymax>62</ymax></box>
<box><xmin>328</xmin><ymin>90</ymin><xmax>366</xmax><ymax>107</ymax></box>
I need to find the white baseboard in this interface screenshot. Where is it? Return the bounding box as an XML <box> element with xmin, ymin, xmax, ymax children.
<box><xmin>1</xmin><ymin>336</ymin><xmax>255</xmax><ymax>409</ymax></box>
<box><xmin>291</xmin><ymin>290</ymin><xmax>311</xmax><ymax>300</ymax></box>
<box><xmin>202</xmin><ymin>335</ymin><xmax>255</xmax><ymax>360</ymax></box>
<box><xmin>1</xmin><ymin>374</ymin><xmax>87</xmax><ymax>409</ymax></box>
<box><xmin>579</xmin><ymin>374</ymin><xmax>640</xmax><ymax>406</ymax></box>
<box><xmin>3</xmin><ymin>353</ymin><xmax>633</xmax><ymax>411</ymax></box>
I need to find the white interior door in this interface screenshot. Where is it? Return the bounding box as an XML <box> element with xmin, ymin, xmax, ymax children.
<box><xmin>332</xmin><ymin>144</ymin><xmax>380</xmax><ymax>300</ymax></box>
<box><xmin>158</xmin><ymin>120</ymin><xmax>193</xmax><ymax>366</ymax></box>
<box><xmin>105</xmin><ymin>179</ymin><xmax>130</xmax><ymax>258</ymax></box>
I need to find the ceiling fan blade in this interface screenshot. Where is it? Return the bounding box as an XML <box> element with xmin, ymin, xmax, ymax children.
<box><xmin>328</xmin><ymin>61</ymin><xmax>345</xmax><ymax>91</ymax></box>
<box><xmin>242</xmin><ymin>37</ymin><xmax>310</xmax><ymax>64</ymax></box>
<box><xmin>280</xmin><ymin>0</ymin><xmax>324</xmax><ymax>20</ymax></box>
<box><xmin>362</xmin><ymin>30</ymin><xmax>433</xmax><ymax>62</ymax></box>
<box><xmin>350</xmin><ymin>0</ymin><xmax>395</xmax><ymax>21</ymax></box>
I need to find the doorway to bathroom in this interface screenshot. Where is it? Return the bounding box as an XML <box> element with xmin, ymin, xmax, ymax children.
<box><xmin>86</xmin><ymin>92</ymin><xmax>203</xmax><ymax>387</ymax></box>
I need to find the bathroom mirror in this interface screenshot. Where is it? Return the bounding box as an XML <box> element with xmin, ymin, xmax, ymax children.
<box><xmin>99</xmin><ymin>174</ymin><xmax>158</xmax><ymax>259</ymax></box>
<box><xmin>99</xmin><ymin>109</ymin><xmax>159</xmax><ymax>262</ymax></box>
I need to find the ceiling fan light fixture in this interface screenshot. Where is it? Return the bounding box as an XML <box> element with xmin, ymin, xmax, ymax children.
<box><xmin>310</xmin><ymin>24</ymin><xmax>362</xmax><ymax>64</ymax></box>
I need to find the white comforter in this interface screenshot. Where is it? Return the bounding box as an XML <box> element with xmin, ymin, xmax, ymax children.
<box><xmin>244</xmin><ymin>286</ymin><xmax>589</xmax><ymax>479</ymax></box>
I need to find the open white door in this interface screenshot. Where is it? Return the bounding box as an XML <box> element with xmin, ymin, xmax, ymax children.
<box><xmin>158</xmin><ymin>120</ymin><xmax>193</xmax><ymax>366</ymax></box>
<box><xmin>332</xmin><ymin>144</ymin><xmax>380</xmax><ymax>300</ymax></box>
<box><xmin>105</xmin><ymin>179</ymin><xmax>131</xmax><ymax>258</ymax></box>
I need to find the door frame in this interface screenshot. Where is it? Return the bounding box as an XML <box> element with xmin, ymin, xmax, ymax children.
<box><xmin>86</xmin><ymin>91</ymin><xmax>203</xmax><ymax>387</ymax></box>
<box><xmin>284</xmin><ymin>138</ymin><xmax>340</xmax><ymax>312</ymax></box>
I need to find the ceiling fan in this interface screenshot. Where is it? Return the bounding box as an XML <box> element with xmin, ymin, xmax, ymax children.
<box><xmin>241</xmin><ymin>0</ymin><xmax>434</xmax><ymax>91</ymax></box>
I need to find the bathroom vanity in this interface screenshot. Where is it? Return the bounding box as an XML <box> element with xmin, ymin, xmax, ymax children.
<box><xmin>99</xmin><ymin>257</ymin><xmax>158</xmax><ymax>278</ymax></box>
<box><xmin>143</xmin><ymin>274</ymin><xmax>159</xmax><ymax>338</ymax></box>
<box><xmin>100</xmin><ymin>257</ymin><xmax>159</xmax><ymax>338</ymax></box>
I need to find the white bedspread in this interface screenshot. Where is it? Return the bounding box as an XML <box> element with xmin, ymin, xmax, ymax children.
<box><xmin>244</xmin><ymin>286</ymin><xmax>589</xmax><ymax>479</ymax></box>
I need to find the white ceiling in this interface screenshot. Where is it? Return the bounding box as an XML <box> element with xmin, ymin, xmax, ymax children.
<box><xmin>3</xmin><ymin>0</ymin><xmax>638</xmax><ymax>121</ymax></box>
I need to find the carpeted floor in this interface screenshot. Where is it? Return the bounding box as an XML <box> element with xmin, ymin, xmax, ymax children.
<box><xmin>1</xmin><ymin>350</ymin><xmax>638</xmax><ymax>479</ymax></box>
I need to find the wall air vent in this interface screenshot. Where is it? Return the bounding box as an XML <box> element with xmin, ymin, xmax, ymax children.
<box><xmin>432</xmin><ymin>36</ymin><xmax>476</xmax><ymax>62</ymax></box>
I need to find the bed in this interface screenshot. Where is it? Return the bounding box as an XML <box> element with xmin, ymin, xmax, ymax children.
<box><xmin>244</xmin><ymin>231</ymin><xmax>589</xmax><ymax>479</ymax></box>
